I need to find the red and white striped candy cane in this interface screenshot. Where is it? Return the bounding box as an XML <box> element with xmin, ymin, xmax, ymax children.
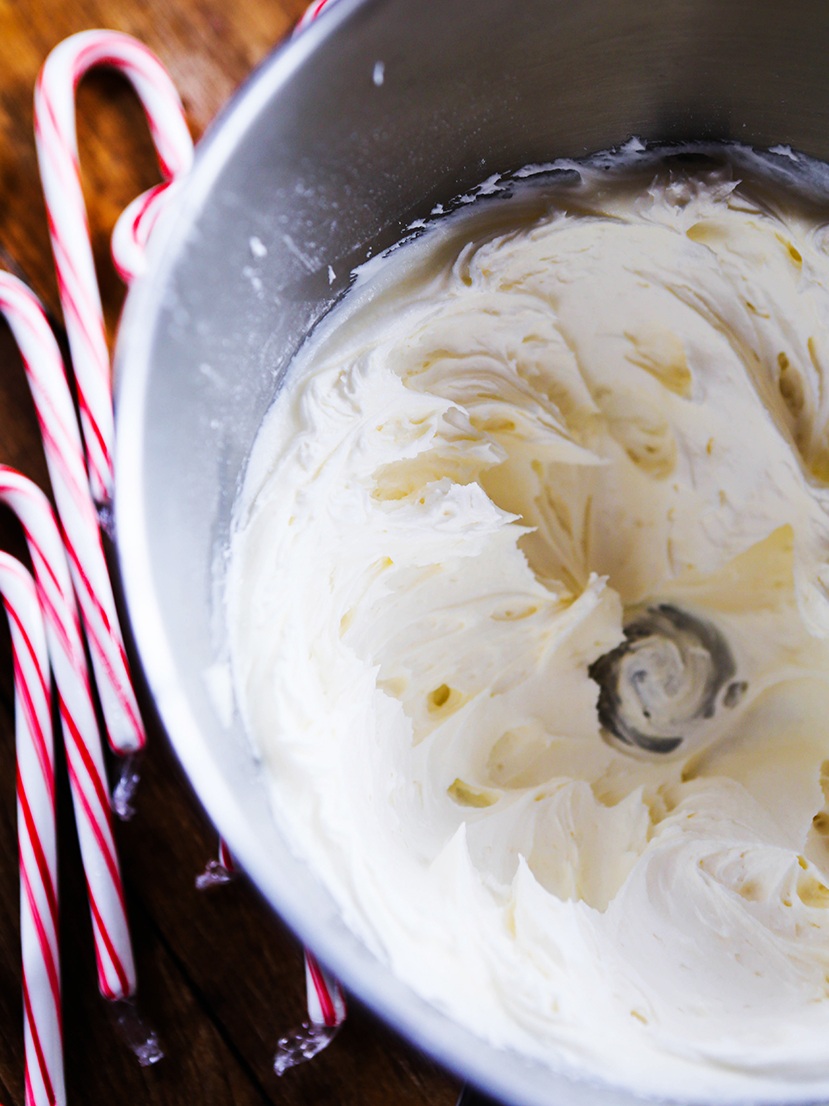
<box><xmin>111</xmin><ymin>178</ymin><xmax>186</xmax><ymax>285</ymax></box>
<box><xmin>295</xmin><ymin>0</ymin><xmax>340</xmax><ymax>32</ymax></box>
<box><xmin>196</xmin><ymin>838</ymin><xmax>349</xmax><ymax>1071</ymax></box>
<box><xmin>0</xmin><ymin>272</ymin><xmax>145</xmax><ymax>800</ymax></box>
<box><xmin>0</xmin><ymin>466</ymin><xmax>136</xmax><ymax>1003</ymax></box>
<box><xmin>304</xmin><ymin>949</ymin><xmax>346</xmax><ymax>1028</ymax></box>
<box><xmin>36</xmin><ymin>18</ymin><xmax>344</xmax><ymax>1067</ymax></box>
<box><xmin>290</xmin><ymin>2</ymin><xmax>351</xmax><ymax>1060</ymax></box>
<box><xmin>273</xmin><ymin>950</ymin><xmax>347</xmax><ymax>1074</ymax></box>
<box><xmin>0</xmin><ymin>552</ymin><xmax>64</xmax><ymax>1106</ymax></box>
<box><xmin>34</xmin><ymin>29</ymin><xmax>193</xmax><ymax>508</ymax></box>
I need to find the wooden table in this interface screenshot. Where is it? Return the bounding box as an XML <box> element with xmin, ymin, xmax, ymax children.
<box><xmin>0</xmin><ymin>2</ymin><xmax>462</xmax><ymax>1102</ymax></box>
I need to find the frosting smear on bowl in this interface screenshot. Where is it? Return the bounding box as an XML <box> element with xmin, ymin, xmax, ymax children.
<box><xmin>227</xmin><ymin>149</ymin><xmax>829</xmax><ymax>1100</ymax></box>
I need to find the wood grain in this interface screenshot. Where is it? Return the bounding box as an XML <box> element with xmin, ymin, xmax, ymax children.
<box><xmin>0</xmin><ymin>1</ymin><xmax>462</xmax><ymax>1102</ymax></box>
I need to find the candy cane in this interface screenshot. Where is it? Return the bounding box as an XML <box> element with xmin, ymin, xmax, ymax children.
<box><xmin>194</xmin><ymin>838</ymin><xmax>349</xmax><ymax>1071</ymax></box>
<box><xmin>37</xmin><ymin>22</ymin><xmax>344</xmax><ymax>1070</ymax></box>
<box><xmin>295</xmin><ymin>0</ymin><xmax>340</xmax><ymax>32</ymax></box>
<box><xmin>273</xmin><ymin>951</ymin><xmax>347</xmax><ymax>1074</ymax></box>
<box><xmin>0</xmin><ymin>272</ymin><xmax>145</xmax><ymax>805</ymax></box>
<box><xmin>111</xmin><ymin>178</ymin><xmax>187</xmax><ymax>285</ymax></box>
<box><xmin>289</xmin><ymin>1</ymin><xmax>351</xmax><ymax>1059</ymax></box>
<box><xmin>34</xmin><ymin>29</ymin><xmax>193</xmax><ymax>508</ymax></box>
<box><xmin>304</xmin><ymin>949</ymin><xmax>346</xmax><ymax>1029</ymax></box>
<box><xmin>0</xmin><ymin>552</ymin><xmax>64</xmax><ymax>1106</ymax></box>
<box><xmin>0</xmin><ymin>466</ymin><xmax>136</xmax><ymax>1003</ymax></box>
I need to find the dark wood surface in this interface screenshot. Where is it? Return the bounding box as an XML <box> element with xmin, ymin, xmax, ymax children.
<box><xmin>0</xmin><ymin>2</ymin><xmax>462</xmax><ymax>1103</ymax></box>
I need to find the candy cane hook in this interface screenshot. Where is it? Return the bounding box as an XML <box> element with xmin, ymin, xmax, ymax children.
<box><xmin>35</xmin><ymin>29</ymin><xmax>193</xmax><ymax>507</ymax></box>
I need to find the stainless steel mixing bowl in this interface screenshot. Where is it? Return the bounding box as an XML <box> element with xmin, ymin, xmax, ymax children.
<box><xmin>113</xmin><ymin>1</ymin><xmax>829</xmax><ymax>1102</ymax></box>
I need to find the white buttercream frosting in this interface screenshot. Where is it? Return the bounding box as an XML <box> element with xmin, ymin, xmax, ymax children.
<box><xmin>227</xmin><ymin>150</ymin><xmax>829</xmax><ymax>1100</ymax></box>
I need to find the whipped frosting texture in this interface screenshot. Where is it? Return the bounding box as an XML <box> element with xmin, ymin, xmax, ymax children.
<box><xmin>228</xmin><ymin>152</ymin><xmax>829</xmax><ymax>1100</ymax></box>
